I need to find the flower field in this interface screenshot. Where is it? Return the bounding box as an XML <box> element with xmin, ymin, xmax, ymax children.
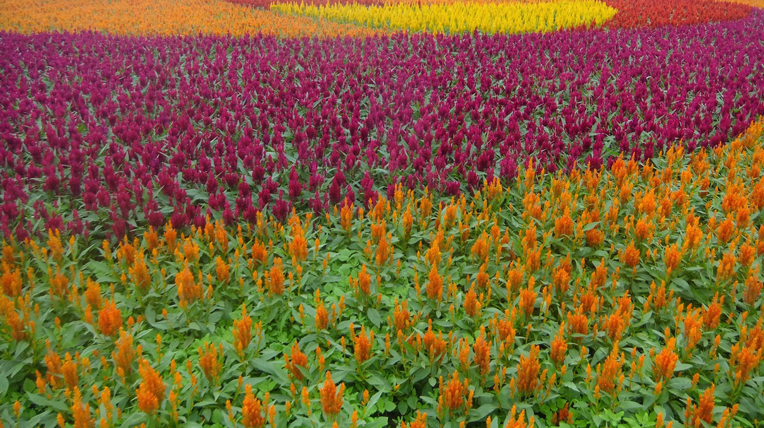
<box><xmin>1</xmin><ymin>0</ymin><xmax>764</xmax><ymax>427</ymax></box>
<box><xmin>270</xmin><ymin>1</ymin><xmax>617</xmax><ymax>35</ymax></box>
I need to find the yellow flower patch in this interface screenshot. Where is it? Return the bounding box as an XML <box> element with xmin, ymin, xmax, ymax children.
<box><xmin>272</xmin><ymin>0</ymin><xmax>617</xmax><ymax>35</ymax></box>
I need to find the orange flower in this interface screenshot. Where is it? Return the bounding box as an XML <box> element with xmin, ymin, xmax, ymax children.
<box><xmin>744</xmin><ymin>273</ymin><xmax>762</xmax><ymax>305</ymax></box>
<box><xmin>682</xmin><ymin>307</ymin><xmax>703</xmax><ymax>353</ymax></box>
<box><xmin>401</xmin><ymin>411</ymin><xmax>427</xmax><ymax>428</ymax></box>
<box><xmin>47</xmin><ymin>229</ymin><xmax>64</xmax><ymax>262</ymax></box>
<box><xmin>319</xmin><ymin>371</ymin><xmax>345</xmax><ymax>418</ymax></box>
<box><xmin>585</xmin><ymin>227</ymin><xmax>605</xmax><ymax>247</ymax></box>
<box><xmin>268</xmin><ymin>258</ymin><xmax>285</xmax><ymax>295</ymax></box>
<box><xmin>422</xmin><ymin>319</ymin><xmax>447</xmax><ymax>361</ymax></box>
<box><xmin>353</xmin><ymin>325</ymin><xmax>374</xmax><ymax>364</ymax></box>
<box><xmin>604</xmin><ymin>312</ymin><xmax>626</xmax><ymax>341</ymax></box>
<box><xmin>1</xmin><ymin>264</ymin><xmax>22</xmax><ymax>297</ymax></box>
<box><xmin>251</xmin><ymin>240</ymin><xmax>267</xmax><ymax>266</ymax></box>
<box><xmin>49</xmin><ymin>267</ymin><xmax>69</xmax><ymax>298</ymax></box>
<box><xmin>164</xmin><ymin>223</ymin><xmax>177</xmax><ymax>253</ymax></box>
<box><xmin>316</xmin><ymin>301</ymin><xmax>329</xmax><ymax>330</ymax></box>
<box><xmin>653</xmin><ymin>337</ymin><xmax>679</xmax><ymax>382</ymax></box>
<box><xmin>71</xmin><ymin>387</ymin><xmax>93</xmax><ymax>428</ymax></box>
<box><xmin>176</xmin><ymin>266</ymin><xmax>202</xmax><ymax>307</ymax></box>
<box><xmin>519</xmin><ymin>278</ymin><xmax>536</xmax><ymax>317</ymax></box>
<box><xmin>471</xmin><ymin>232</ymin><xmax>490</xmax><ymax>261</ymax></box>
<box><xmin>242</xmin><ymin>384</ymin><xmax>266</xmax><ymax>428</ymax></box>
<box><xmin>137</xmin><ymin>359</ymin><xmax>165</xmax><ymax>414</ymax></box>
<box><xmin>703</xmin><ymin>294</ymin><xmax>723</xmax><ymax>330</ymax></box>
<box><xmin>84</xmin><ymin>278</ymin><xmax>102</xmax><ymax>311</ymax></box>
<box><xmin>340</xmin><ymin>202</ymin><xmax>354</xmax><ymax>233</ymax></box>
<box><xmin>439</xmin><ymin>371</ymin><xmax>468</xmax><ymax>414</ymax></box>
<box><xmin>129</xmin><ymin>255</ymin><xmax>151</xmax><ymax>293</ymax></box>
<box><xmin>503</xmin><ymin>266</ymin><xmax>523</xmax><ymax>296</ymax></box>
<box><xmin>215</xmin><ymin>256</ymin><xmax>230</xmax><ymax>283</ymax></box>
<box><xmin>729</xmin><ymin>343</ymin><xmax>762</xmax><ymax>387</ymax></box>
<box><xmin>61</xmin><ymin>352</ymin><xmax>78</xmax><ymax>390</ymax></box>
<box><xmin>686</xmin><ymin>384</ymin><xmax>715</xmax><ymax>426</ymax></box>
<box><xmin>182</xmin><ymin>238</ymin><xmax>200</xmax><ymax>263</ymax></box>
<box><xmin>375</xmin><ymin>233</ymin><xmax>391</xmax><ymax>266</ymax></box>
<box><xmin>634</xmin><ymin>216</ymin><xmax>652</xmax><ymax>241</ymax></box>
<box><xmin>464</xmin><ymin>284</ymin><xmax>480</xmax><ymax>317</ymax></box>
<box><xmin>554</xmin><ymin>208</ymin><xmax>574</xmax><ymax>238</ymax></box>
<box><xmin>567</xmin><ymin>308</ymin><xmax>589</xmax><ymax>338</ymax></box>
<box><xmin>288</xmin><ymin>215</ymin><xmax>308</xmax><ymax>263</ymax></box>
<box><xmin>285</xmin><ymin>341</ymin><xmax>308</xmax><ymax>381</ymax></box>
<box><xmin>664</xmin><ymin>243</ymin><xmax>682</xmax><ymax>273</ymax></box>
<box><xmin>552</xmin><ymin>403</ymin><xmax>572</xmax><ymax>426</ymax></box>
<box><xmin>716</xmin><ymin>216</ymin><xmax>735</xmax><ymax>244</ymax></box>
<box><xmin>717</xmin><ymin>249</ymin><xmax>737</xmax><ymax>282</ymax></box>
<box><xmin>622</xmin><ymin>242</ymin><xmax>640</xmax><ymax>268</ymax></box>
<box><xmin>44</xmin><ymin>343</ymin><xmax>63</xmax><ymax>390</ymax></box>
<box><xmin>357</xmin><ymin>265</ymin><xmax>371</xmax><ymax>296</ymax></box>
<box><xmin>233</xmin><ymin>304</ymin><xmax>253</xmax><ymax>357</ymax></box>
<box><xmin>550</xmin><ymin>323</ymin><xmax>567</xmax><ymax>366</ymax></box>
<box><xmin>516</xmin><ymin>345</ymin><xmax>540</xmax><ymax>395</ymax></box>
<box><xmin>473</xmin><ymin>327</ymin><xmax>490</xmax><ymax>376</ymax></box>
<box><xmin>426</xmin><ymin>264</ymin><xmax>443</xmax><ymax>301</ymax></box>
<box><xmin>505</xmin><ymin>405</ymin><xmax>535</xmax><ymax>428</ymax></box>
<box><xmin>198</xmin><ymin>342</ymin><xmax>223</xmax><ymax>384</ymax></box>
<box><xmin>98</xmin><ymin>299</ymin><xmax>122</xmax><ymax>336</ymax></box>
<box><xmin>393</xmin><ymin>299</ymin><xmax>411</xmax><ymax>332</ymax></box>
<box><xmin>113</xmin><ymin>329</ymin><xmax>136</xmax><ymax>375</ymax></box>
<box><xmin>597</xmin><ymin>342</ymin><xmax>623</xmax><ymax>393</ymax></box>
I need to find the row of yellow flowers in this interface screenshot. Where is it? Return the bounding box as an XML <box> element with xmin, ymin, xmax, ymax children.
<box><xmin>2</xmin><ymin>117</ymin><xmax>764</xmax><ymax>426</ymax></box>
<box><xmin>0</xmin><ymin>0</ymin><xmax>377</xmax><ymax>38</ymax></box>
<box><xmin>271</xmin><ymin>0</ymin><xmax>616</xmax><ymax>34</ymax></box>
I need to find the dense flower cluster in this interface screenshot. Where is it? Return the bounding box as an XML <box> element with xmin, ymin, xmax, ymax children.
<box><xmin>2</xmin><ymin>13</ymin><xmax>764</xmax><ymax>241</ymax></box>
<box><xmin>0</xmin><ymin>0</ymin><xmax>376</xmax><ymax>37</ymax></box>
<box><xmin>2</xmin><ymin>116</ymin><xmax>764</xmax><ymax>426</ymax></box>
<box><xmin>272</xmin><ymin>0</ymin><xmax>617</xmax><ymax>35</ymax></box>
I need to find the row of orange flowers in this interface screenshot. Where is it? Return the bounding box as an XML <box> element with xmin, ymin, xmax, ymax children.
<box><xmin>0</xmin><ymin>0</ymin><xmax>376</xmax><ymax>37</ymax></box>
<box><xmin>2</xmin><ymin>118</ymin><xmax>764</xmax><ymax>426</ymax></box>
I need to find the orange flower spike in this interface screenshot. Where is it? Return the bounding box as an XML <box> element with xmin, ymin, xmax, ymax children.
<box><xmin>703</xmin><ymin>294</ymin><xmax>724</xmax><ymax>330</ymax></box>
<box><xmin>516</xmin><ymin>345</ymin><xmax>541</xmax><ymax>396</ymax></box>
<box><xmin>233</xmin><ymin>304</ymin><xmax>253</xmax><ymax>358</ymax></box>
<box><xmin>176</xmin><ymin>266</ymin><xmax>202</xmax><ymax>307</ymax></box>
<box><xmin>464</xmin><ymin>283</ymin><xmax>481</xmax><ymax>317</ymax></box>
<box><xmin>519</xmin><ymin>277</ymin><xmax>536</xmax><ymax>318</ymax></box>
<box><xmin>285</xmin><ymin>341</ymin><xmax>308</xmax><ymax>381</ymax></box>
<box><xmin>137</xmin><ymin>359</ymin><xmax>165</xmax><ymax>415</ymax></box>
<box><xmin>653</xmin><ymin>337</ymin><xmax>679</xmax><ymax>382</ymax></box>
<box><xmin>241</xmin><ymin>384</ymin><xmax>266</xmax><ymax>428</ymax></box>
<box><xmin>440</xmin><ymin>371</ymin><xmax>468</xmax><ymax>414</ymax></box>
<box><xmin>353</xmin><ymin>325</ymin><xmax>374</xmax><ymax>364</ymax></box>
<box><xmin>357</xmin><ymin>265</ymin><xmax>371</xmax><ymax>297</ymax></box>
<box><xmin>71</xmin><ymin>386</ymin><xmax>93</xmax><ymax>428</ymax></box>
<box><xmin>319</xmin><ymin>371</ymin><xmax>345</xmax><ymax>419</ymax></box>
<box><xmin>622</xmin><ymin>241</ymin><xmax>640</xmax><ymax>269</ymax></box>
<box><xmin>554</xmin><ymin>208</ymin><xmax>574</xmax><ymax>238</ymax></box>
<box><xmin>316</xmin><ymin>301</ymin><xmax>329</xmax><ymax>331</ymax></box>
<box><xmin>597</xmin><ymin>342</ymin><xmax>623</xmax><ymax>394</ymax></box>
<box><xmin>426</xmin><ymin>264</ymin><xmax>443</xmax><ymax>301</ymax></box>
<box><xmin>98</xmin><ymin>299</ymin><xmax>122</xmax><ymax>336</ymax></box>
<box><xmin>198</xmin><ymin>342</ymin><xmax>223</xmax><ymax>384</ymax></box>
<box><xmin>215</xmin><ymin>256</ymin><xmax>230</xmax><ymax>284</ymax></box>
<box><xmin>268</xmin><ymin>258</ymin><xmax>285</xmax><ymax>296</ymax></box>
<box><xmin>550</xmin><ymin>323</ymin><xmax>567</xmax><ymax>366</ymax></box>
<box><xmin>473</xmin><ymin>327</ymin><xmax>491</xmax><ymax>376</ymax></box>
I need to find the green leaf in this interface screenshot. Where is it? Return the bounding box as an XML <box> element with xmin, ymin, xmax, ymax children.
<box><xmin>26</xmin><ymin>393</ymin><xmax>69</xmax><ymax>412</ymax></box>
<box><xmin>367</xmin><ymin>308</ymin><xmax>382</xmax><ymax>328</ymax></box>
